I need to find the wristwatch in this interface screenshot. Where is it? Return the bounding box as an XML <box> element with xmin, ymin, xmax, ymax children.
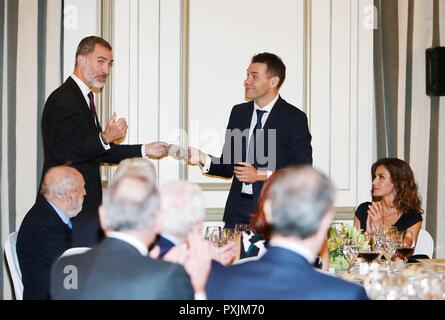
<box><xmin>100</xmin><ymin>132</ymin><xmax>108</xmax><ymax>145</ymax></box>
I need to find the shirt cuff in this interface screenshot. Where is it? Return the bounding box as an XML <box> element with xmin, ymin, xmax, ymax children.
<box><xmin>141</xmin><ymin>145</ymin><xmax>148</xmax><ymax>159</ymax></box>
<box><xmin>194</xmin><ymin>292</ymin><xmax>207</xmax><ymax>300</ymax></box>
<box><xmin>201</xmin><ymin>155</ymin><xmax>212</xmax><ymax>173</ymax></box>
<box><xmin>257</xmin><ymin>169</ymin><xmax>273</xmax><ymax>178</ymax></box>
<box><xmin>99</xmin><ymin>133</ymin><xmax>110</xmax><ymax>150</ymax></box>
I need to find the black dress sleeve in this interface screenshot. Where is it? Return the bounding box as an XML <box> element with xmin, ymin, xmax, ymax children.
<box><xmin>355</xmin><ymin>202</ymin><xmax>371</xmax><ymax>231</ymax></box>
<box><xmin>395</xmin><ymin>209</ymin><xmax>423</xmax><ymax>231</ymax></box>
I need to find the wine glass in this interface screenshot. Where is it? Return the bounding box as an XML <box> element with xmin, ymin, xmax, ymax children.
<box><xmin>235</xmin><ymin>224</ymin><xmax>250</xmax><ymax>233</ymax></box>
<box><xmin>342</xmin><ymin>239</ymin><xmax>359</xmax><ymax>272</ymax></box>
<box><xmin>396</xmin><ymin>231</ymin><xmax>416</xmax><ymax>264</ymax></box>
<box><xmin>380</xmin><ymin>232</ymin><xmax>398</xmax><ymax>271</ymax></box>
<box><xmin>204</xmin><ymin>226</ymin><xmax>221</xmax><ymax>243</ymax></box>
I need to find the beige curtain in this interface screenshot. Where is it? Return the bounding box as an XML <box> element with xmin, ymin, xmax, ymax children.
<box><xmin>374</xmin><ymin>0</ymin><xmax>445</xmax><ymax>258</ymax></box>
<box><xmin>1</xmin><ymin>0</ymin><xmax>63</xmax><ymax>300</ymax></box>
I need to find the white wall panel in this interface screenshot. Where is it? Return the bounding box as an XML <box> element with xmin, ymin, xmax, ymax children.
<box><xmin>310</xmin><ymin>0</ymin><xmax>332</xmax><ymax>177</ymax></box>
<box><xmin>109</xmin><ymin>0</ymin><xmax>374</xmax><ymax>218</ymax></box>
<box><xmin>63</xmin><ymin>0</ymin><xmax>98</xmax><ymax>80</ymax></box>
<box><xmin>309</xmin><ymin>0</ymin><xmax>374</xmax><ymax>208</ymax></box>
<box><xmin>187</xmin><ymin>0</ymin><xmax>305</xmax><ymax>186</ymax></box>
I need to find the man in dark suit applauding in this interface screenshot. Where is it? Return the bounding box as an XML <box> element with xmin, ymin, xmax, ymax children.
<box><xmin>40</xmin><ymin>36</ymin><xmax>170</xmax><ymax>247</ymax></box>
<box><xmin>51</xmin><ymin>175</ymin><xmax>202</xmax><ymax>300</ymax></box>
<box><xmin>186</xmin><ymin>53</ymin><xmax>312</xmax><ymax>228</ymax></box>
<box><xmin>206</xmin><ymin>166</ymin><xmax>369</xmax><ymax>300</ymax></box>
<box><xmin>17</xmin><ymin>166</ymin><xmax>86</xmax><ymax>300</ymax></box>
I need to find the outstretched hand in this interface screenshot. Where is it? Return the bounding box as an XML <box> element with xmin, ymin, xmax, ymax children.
<box><xmin>145</xmin><ymin>141</ymin><xmax>171</xmax><ymax>159</ymax></box>
<box><xmin>186</xmin><ymin>147</ymin><xmax>206</xmax><ymax>166</ymax></box>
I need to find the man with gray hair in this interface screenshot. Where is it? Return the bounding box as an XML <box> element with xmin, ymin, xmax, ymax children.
<box><xmin>113</xmin><ymin>158</ymin><xmax>157</xmax><ymax>184</ymax></box>
<box><xmin>154</xmin><ymin>181</ymin><xmax>237</xmax><ymax>266</ymax></box>
<box><xmin>17</xmin><ymin>166</ymin><xmax>86</xmax><ymax>299</ymax></box>
<box><xmin>206</xmin><ymin>166</ymin><xmax>368</xmax><ymax>300</ymax></box>
<box><xmin>50</xmin><ymin>175</ymin><xmax>204</xmax><ymax>299</ymax></box>
<box><xmin>155</xmin><ymin>181</ymin><xmax>206</xmax><ymax>256</ymax></box>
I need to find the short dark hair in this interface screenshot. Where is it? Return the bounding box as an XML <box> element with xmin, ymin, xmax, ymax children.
<box><xmin>251</xmin><ymin>52</ymin><xmax>286</xmax><ymax>89</ymax></box>
<box><xmin>75</xmin><ymin>36</ymin><xmax>112</xmax><ymax>59</ymax></box>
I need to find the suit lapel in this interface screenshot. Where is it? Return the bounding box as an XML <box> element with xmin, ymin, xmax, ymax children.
<box><xmin>262</xmin><ymin>96</ymin><xmax>284</xmax><ymax>131</ymax></box>
<box><xmin>240</xmin><ymin>102</ymin><xmax>255</xmax><ymax>162</ymax></box>
<box><xmin>66</xmin><ymin>77</ymin><xmax>102</xmax><ymax>131</ymax></box>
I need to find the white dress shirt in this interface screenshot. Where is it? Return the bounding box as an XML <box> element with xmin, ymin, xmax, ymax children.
<box><xmin>70</xmin><ymin>74</ymin><xmax>110</xmax><ymax>151</ymax></box>
<box><xmin>269</xmin><ymin>238</ymin><xmax>316</xmax><ymax>264</ymax></box>
<box><xmin>202</xmin><ymin>94</ymin><xmax>279</xmax><ymax>194</ymax></box>
<box><xmin>70</xmin><ymin>74</ymin><xmax>146</xmax><ymax>157</ymax></box>
<box><xmin>107</xmin><ymin>231</ymin><xmax>148</xmax><ymax>256</ymax></box>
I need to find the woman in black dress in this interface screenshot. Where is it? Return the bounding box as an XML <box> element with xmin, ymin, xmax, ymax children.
<box><xmin>354</xmin><ymin>158</ymin><xmax>423</xmax><ymax>242</ymax></box>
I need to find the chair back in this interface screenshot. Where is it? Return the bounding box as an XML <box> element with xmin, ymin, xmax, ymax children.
<box><xmin>60</xmin><ymin>247</ymin><xmax>91</xmax><ymax>258</ymax></box>
<box><xmin>4</xmin><ymin>232</ymin><xmax>23</xmax><ymax>300</ymax></box>
<box><xmin>414</xmin><ymin>229</ymin><xmax>434</xmax><ymax>258</ymax></box>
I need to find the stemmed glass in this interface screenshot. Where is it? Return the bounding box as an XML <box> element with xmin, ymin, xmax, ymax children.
<box><xmin>396</xmin><ymin>231</ymin><xmax>416</xmax><ymax>264</ymax></box>
<box><xmin>204</xmin><ymin>226</ymin><xmax>222</xmax><ymax>245</ymax></box>
<box><xmin>381</xmin><ymin>233</ymin><xmax>397</xmax><ymax>270</ymax></box>
<box><xmin>235</xmin><ymin>224</ymin><xmax>250</xmax><ymax>233</ymax></box>
<box><xmin>343</xmin><ymin>239</ymin><xmax>359</xmax><ymax>272</ymax></box>
<box><xmin>359</xmin><ymin>233</ymin><xmax>380</xmax><ymax>264</ymax></box>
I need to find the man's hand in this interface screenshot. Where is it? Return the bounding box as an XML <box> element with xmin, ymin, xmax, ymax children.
<box><xmin>209</xmin><ymin>240</ymin><xmax>237</xmax><ymax>266</ymax></box>
<box><xmin>234</xmin><ymin>162</ymin><xmax>267</xmax><ymax>183</ymax></box>
<box><xmin>367</xmin><ymin>202</ymin><xmax>384</xmax><ymax>226</ymax></box>
<box><xmin>183</xmin><ymin>229</ymin><xmax>212</xmax><ymax>295</ymax></box>
<box><xmin>186</xmin><ymin>147</ymin><xmax>207</xmax><ymax>166</ymax></box>
<box><xmin>145</xmin><ymin>141</ymin><xmax>171</xmax><ymax>159</ymax></box>
<box><xmin>102</xmin><ymin>112</ymin><xmax>128</xmax><ymax>143</ymax></box>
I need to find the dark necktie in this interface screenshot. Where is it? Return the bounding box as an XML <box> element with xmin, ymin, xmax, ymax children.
<box><xmin>87</xmin><ymin>91</ymin><xmax>97</xmax><ymax>123</ymax></box>
<box><xmin>66</xmin><ymin>219</ymin><xmax>73</xmax><ymax>234</ymax></box>
<box><xmin>246</xmin><ymin>109</ymin><xmax>267</xmax><ymax>165</ymax></box>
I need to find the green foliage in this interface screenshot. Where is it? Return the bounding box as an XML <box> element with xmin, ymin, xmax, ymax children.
<box><xmin>327</xmin><ymin>223</ymin><xmax>370</xmax><ymax>271</ymax></box>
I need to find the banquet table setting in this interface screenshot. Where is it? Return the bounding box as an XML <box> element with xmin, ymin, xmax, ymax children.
<box><xmin>327</xmin><ymin>223</ymin><xmax>445</xmax><ymax>300</ymax></box>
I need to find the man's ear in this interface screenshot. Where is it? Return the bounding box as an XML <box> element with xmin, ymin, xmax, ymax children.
<box><xmin>153</xmin><ymin>209</ymin><xmax>164</xmax><ymax>235</ymax></box>
<box><xmin>319</xmin><ymin>210</ymin><xmax>335</xmax><ymax>236</ymax></box>
<box><xmin>98</xmin><ymin>204</ymin><xmax>108</xmax><ymax>232</ymax></box>
<box><xmin>263</xmin><ymin>199</ymin><xmax>273</xmax><ymax>224</ymax></box>
<box><xmin>76</xmin><ymin>55</ymin><xmax>85</xmax><ymax>67</ymax></box>
<box><xmin>270</xmin><ymin>76</ymin><xmax>280</xmax><ymax>89</ymax></box>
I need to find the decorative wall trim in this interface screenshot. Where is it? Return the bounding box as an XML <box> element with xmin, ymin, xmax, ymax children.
<box><xmin>205</xmin><ymin>206</ymin><xmax>356</xmax><ymax>222</ymax></box>
<box><xmin>180</xmin><ymin>0</ymin><xmax>189</xmax><ymax>181</ymax></box>
<box><xmin>99</xmin><ymin>0</ymin><xmax>113</xmax><ymax>188</ymax></box>
<box><xmin>199</xmin><ymin>183</ymin><xmax>231</xmax><ymax>191</ymax></box>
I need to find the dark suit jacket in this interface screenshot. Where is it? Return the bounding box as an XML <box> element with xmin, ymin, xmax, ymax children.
<box><xmin>50</xmin><ymin>237</ymin><xmax>194</xmax><ymax>300</ymax></box>
<box><xmin>154</xmin><ymin>235</ymin><xmax>223</xmax><ymax>270</ymax></box>
<box><xmin>40</xmin><ymin>76</ymin><xmax>142</xmax><ymax>246</ymax></box>
<box><xmin>17</xmin><ymin>197</ymin><xmax>72</xmax><ymax>300</ymax></box>
<box><xmin>208</xmin><ymin>97</ymin><xmax>312</xmax><ymax>227</ymax></box>
<box><xmin>206</xmin><ymin>246</ymin><xmax>369</xmax><ymax>300</ymax></box>
<box><xmin>155</xmin><ymin>235</ymin><xmax>176</xmax><ymax>257</ymax></box>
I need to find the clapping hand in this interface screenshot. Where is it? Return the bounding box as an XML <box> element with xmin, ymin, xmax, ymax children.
<box><xmin>367</xmin><ymin>202</ymin><xmax>385</xmax><ymax>233</ymax></box>
<box><xmin>102</xmin><ymin>112</ymin><xmax>128</xmax><ymax>143</ymax></box>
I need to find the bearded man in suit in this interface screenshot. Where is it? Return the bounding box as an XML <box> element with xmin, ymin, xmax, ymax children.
<box><xmin>40</xmin><ymin>36</ymin><xmax>170</xmax><ymax>246</ymax></box>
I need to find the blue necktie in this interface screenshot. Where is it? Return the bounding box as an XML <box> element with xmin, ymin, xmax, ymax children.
<box><xmin>66</xmin><ymin>220</ymin><xmax>73</xmax><ymax>231</ymax></box>
<box><xmin>246</xmin><ymin>109</ymin><xmax>267</xmax><ymax>165</ymax></box>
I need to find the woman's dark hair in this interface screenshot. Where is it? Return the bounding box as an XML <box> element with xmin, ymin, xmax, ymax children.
<box><xmin>249</xmin><ymin>168</ymin><xmax>291</xmax><ymax>240</ymax></box>
<box><xmin>371</xmin><ymin>158</ymin><xmax>423</xmax><ymax>215</ymax></box>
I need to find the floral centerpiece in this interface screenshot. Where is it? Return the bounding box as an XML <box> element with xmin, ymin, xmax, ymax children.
<box><xmin>327</xmin><ymin>224</ymin><xmax>370</xmax><ymax>272</ymax></box>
